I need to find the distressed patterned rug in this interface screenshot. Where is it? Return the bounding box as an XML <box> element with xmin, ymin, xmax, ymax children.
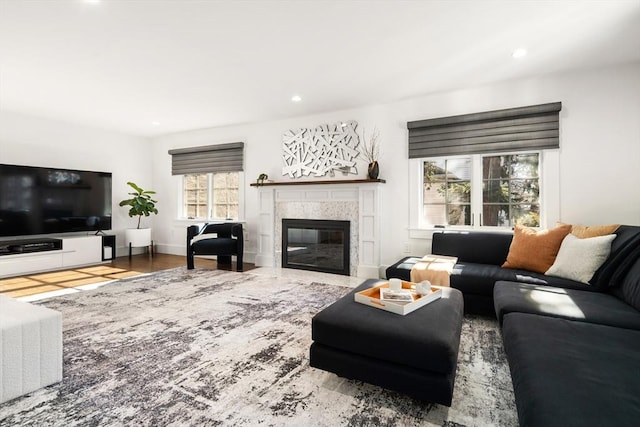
<box><xmin>0</xmin><ymin>268</ymin><xmax>518</xmax><ymax>426</ymax></box>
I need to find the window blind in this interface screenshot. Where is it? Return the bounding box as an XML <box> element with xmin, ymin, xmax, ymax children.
<box><xmin>407</xmin><ymin>102</ymin><xmax>562</xmax><ymax>158</ymax></box>
<box><xmin>168</xmin><ymin>142</ymin><xmax>244</xmax><ymax>175</ymax></box>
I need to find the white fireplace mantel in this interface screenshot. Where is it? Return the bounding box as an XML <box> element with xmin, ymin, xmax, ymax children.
<box><xmin>254</xmin><ymin>180</ymin><xmax>383</xmax><ymax>278</ymax></box>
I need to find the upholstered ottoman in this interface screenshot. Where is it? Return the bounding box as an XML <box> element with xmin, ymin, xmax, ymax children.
<box><xmin>0</xmin><ymin>295</ymin><xmax>63</xmax><ymax>404</ymax></box>
<box><xmin>310</xmin><ymin>279</ymin><xmax>464</xmax><ymax>406</ymax></box>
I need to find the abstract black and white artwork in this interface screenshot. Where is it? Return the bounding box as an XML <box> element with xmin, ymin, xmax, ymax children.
<box><xmin>282</xmin><ymin>121</ymin><xmax>360</xmax><ymax>178</ymax></box>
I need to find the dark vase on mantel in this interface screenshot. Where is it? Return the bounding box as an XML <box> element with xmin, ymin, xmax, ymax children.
<box><xmin>367</xmin><ymin>161</ymin><xmax>379</xmax><ymax>180</ymax></box>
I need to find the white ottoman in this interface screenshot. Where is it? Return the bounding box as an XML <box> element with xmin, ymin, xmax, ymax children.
<box><xmin>0</xmin><ymin>295</ymin><xmax>63</xmax><ymax>404</ymax></box>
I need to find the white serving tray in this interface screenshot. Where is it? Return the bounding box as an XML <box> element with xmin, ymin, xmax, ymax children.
<box><xmin>354</xmin><ymin>281</ymin><xmax>442</xmax><ymax>315</ymax></box>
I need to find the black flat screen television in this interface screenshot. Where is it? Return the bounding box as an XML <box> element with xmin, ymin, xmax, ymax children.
<box><xmin>0</xmin><ymin>164</ymin><xmax>112</xmax><ymax>238</ymax></box>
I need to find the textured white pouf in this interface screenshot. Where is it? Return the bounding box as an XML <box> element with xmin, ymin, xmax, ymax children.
<box><xmin>0</xmin><ymin>294</ymin><xmax>63</xmax><ymax>404</ymax></box>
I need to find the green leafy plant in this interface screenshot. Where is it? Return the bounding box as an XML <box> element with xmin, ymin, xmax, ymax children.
<box><xmin>118</xmin><ymin>182</ymin><xmax>158</xmax><ymax>229</ymax></box>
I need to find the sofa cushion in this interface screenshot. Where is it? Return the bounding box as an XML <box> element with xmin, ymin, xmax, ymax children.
<box><xmin>385</xmin><ymin>256</ymin><xmax>419</xmax><ymax>282</ymax></box>
<box><xmin>502</xmin><ymin>313</ymin><xmax>640</xmax><ymax>427</ymax></box>
<box><xmin>545</xmin><ymin>233</ymin><xmax>616</xmax><ymax>284</ymax></box>
<box><xmin>559</xmin><ymin>222</ymin><xmax>620</xmax><ymax>238</ymax></box>
<box><xmin>494</xmin><ymin>281</ymin><xmax>640</xmax><ymax>330</ymax></box>
<box><xmin>590</xmin><ymin>225</ymin><xmax>640</xmax><ymax>288</ymax></box>
<box><xmin>502</xmin><ymin>224</ymin><xmax>571</xmax><ymax>273</ymax></box>
<box><xmin>432</xmin><ymin>231</ymin><xmax>512</xmax><ymax>266</ymax></box>
<box><xmin>192</xmin><ymin>238</ymin><xmax>239</xmax><ymax>255</ymax></box>
<box><xmin>611</xmin><ymin>247</ymin><xmax>640</xmax><ymax>311</ymax></box>
<box><xmin>450</xmin><ymin>263</ymin><xmax>595</xmax><ymax>297</ymax></box>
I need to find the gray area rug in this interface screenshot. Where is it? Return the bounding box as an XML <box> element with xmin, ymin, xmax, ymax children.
<box><xmin>0</xmin><ymin>268</ymin><xmax>518</xmax><ymax>426</ymax></box>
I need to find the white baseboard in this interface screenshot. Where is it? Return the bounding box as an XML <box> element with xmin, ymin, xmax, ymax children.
<box><xmin>152</xmin><ymin>243</ymin><xmax>256</xmax><ymax>264</ymax></box>
<box><xmin>356</xmin><ymin>265</ymin><xmax>382</xmax><ymax>279</ymax></box>
<box><xmin>254</xmin><ymin>254</ymin><xmax>276</xmax><ymax>267</ymax></box>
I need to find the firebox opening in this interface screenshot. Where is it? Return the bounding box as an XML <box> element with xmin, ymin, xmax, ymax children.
<box><xmin>282</xmin><ymin>219</ymin><xmax>350</xmax><ymax>276</ymax></box>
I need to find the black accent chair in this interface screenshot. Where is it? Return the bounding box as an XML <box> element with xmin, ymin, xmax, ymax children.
<box><xmin>186</xmin><ymin>223</ymin><xmax>243</xmax><ymax>271</ymax></box>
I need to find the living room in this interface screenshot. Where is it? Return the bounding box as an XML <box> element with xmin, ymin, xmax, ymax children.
<box><xmin>1</xmin><ymin>1</ymin><xmax>640</xmax><ymax>426</ymax></box>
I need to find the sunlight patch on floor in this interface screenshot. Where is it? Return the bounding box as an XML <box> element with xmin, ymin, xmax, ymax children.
<box><xmin>106</xmin><ymin>270</ymin><xmax>144</xmax><ymax>279</ymax></box>
<box><xmin>77</xmin><ymin>266</ymin><xmax>128</xmax><ymax>275</ymax></box>
<box><xmin>30</xmin><ymin>271</ymin><xmax>93</xmax><ymax>283</ymax></box>
<box><xmin>1</xmin><ymin>267</ymin><xmax>146</xmax><ymax>299</ymax></box>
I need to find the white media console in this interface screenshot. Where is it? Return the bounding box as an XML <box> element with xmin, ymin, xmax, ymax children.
<box><xmin>0</xmin><ymin>235</ymin><xmax>114</xmax><ymax>278</ymax></box>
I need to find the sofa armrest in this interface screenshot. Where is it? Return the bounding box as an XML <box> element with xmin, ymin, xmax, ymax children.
<box><xmin>231</xmin><ymin>223</ymin><xmax>243</xmax><ymax>254</ymax></box>
<box><xmin>187</xmin><ymin>224</ymin><xmax>202</xmax><ymax>245</ymax></box>
<box><xmin>230</xmin><ymin>223</ymin><xmax>243</xmax><ymax>239</ymax></box>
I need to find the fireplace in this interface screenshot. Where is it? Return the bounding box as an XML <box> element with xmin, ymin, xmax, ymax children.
<box><xmin>282</xmin><ymin>219</ymin><xmax>350</xmax><ymax>276</ymax></box>
<box><xmin>255</xmin><ymin>181</ymin><xmax>383</xmax><ymax>278</ymax></box>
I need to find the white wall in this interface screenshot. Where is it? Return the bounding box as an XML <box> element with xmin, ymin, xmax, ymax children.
<box><xmin>0</xmin><ymin>111</ymin><xmax>152</xmax><ymax>256</ymax></box>
<box><xmin>151</xmin><ymin>62</ymin><xmax>640</xmax><ymax>272</ymax></box>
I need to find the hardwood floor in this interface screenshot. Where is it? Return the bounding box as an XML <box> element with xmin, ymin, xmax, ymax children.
<box><xmin>0</xmin><ymin>254</ymin><xmax>255</xmax><ymax>299</ymax></box>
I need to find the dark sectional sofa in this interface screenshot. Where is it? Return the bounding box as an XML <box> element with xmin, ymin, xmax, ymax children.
<box><xmin>385</xmin><ymin>225</ymin><xmax>640</xmax><ymax>426</ymax></box>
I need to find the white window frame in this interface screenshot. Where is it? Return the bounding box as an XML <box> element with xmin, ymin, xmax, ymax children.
<box><xmin>421</xmin><ymin>154</ymin><xmax>474</xmax><ymax>228</ymax></box>
<box><xmin>177</xmin><ymin>172</ymin><xmax>245</xmax><ymax>221</ymax></box>
<box><xmin>408</xmin><ymin>150</ymin><xmax>559</xmax><ymax>239</ymax></box>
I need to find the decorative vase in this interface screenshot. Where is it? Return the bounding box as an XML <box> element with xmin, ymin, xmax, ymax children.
<box><xmin>367</xmin><ymin>161</ymin><xmax>379</xmax><ymax>180</ymax></box>
<box><xmin>125</xmin><ymin>228</ymin><xmax>152</xmax><ymax>247</ymax></box>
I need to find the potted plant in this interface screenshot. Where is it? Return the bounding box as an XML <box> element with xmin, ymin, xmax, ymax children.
<box><xmin>360</xmin><ymin>127</ymin><xmax>380</xmax><ymax>179</ymax></box>
<box><xmin>119</xmin><ymin>181</ymin><xmax>158</xmax><ymax>250</ymax></box>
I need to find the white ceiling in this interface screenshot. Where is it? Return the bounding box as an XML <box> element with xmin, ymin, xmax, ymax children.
<box><xmin>1</xmin><ymin>0</ymin><xmax>639</xmax><ymax>137</ymax></box>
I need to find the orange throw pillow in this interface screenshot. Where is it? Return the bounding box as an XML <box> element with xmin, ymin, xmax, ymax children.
<box><xmin>503</xmin><ymin>224</ymin><xmax>572</xmax><ymax>273</ymax></box>
<box><xmin>567</xmin><ymin>223</ymin><xmax>620</xmax><ymax>239</ymax></box>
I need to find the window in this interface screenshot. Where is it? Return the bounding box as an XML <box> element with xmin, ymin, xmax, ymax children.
<box><xmin>212</xmin><ymin>172</ymin><xmax>239</xmax><ymax>219</ymax></box>
<box><xmin>184</xmin><ymin>174</ymin><xmax>208</xmax><ymax>218</ymax></box>
<box><xmin>182</xmin><ymin>172</ymin><xmax>239</xmax><ymax>220</ymax></box>
<box><xmin>421</xmin><ymin>152</ymin><xmax>541</xmax><ymax>228</ymax></box>
<box><xmin>482</xmin><ymin>153</ymin><xmax>539</xmax><ymax>227</ymax></box>
<box><xmin>408</xmin><ymin>103</ymin><xmax>561</xmax><ymax>233</ymax></box>
<box><xmin>168</xmin><ymin>142</ymin><xmax>244</xmax><ymax>220</ymax></box>
<box><xmin>423</xmin><ymin>158</ymin><xmax>471</xmax><ymax>226</ymax></box>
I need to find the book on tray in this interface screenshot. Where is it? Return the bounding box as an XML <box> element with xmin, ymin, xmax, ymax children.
<box><xmin>379</xmin><ymin>288</ymin><xmax>414</xmax><ymax>304</ymax></box>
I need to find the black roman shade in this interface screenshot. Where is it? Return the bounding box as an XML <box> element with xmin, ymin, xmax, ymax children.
<box><xmin>168</xmin><ymin>142</ymin><xmax>244</xmax><ymax>175</ymax></box>
<box><xmin>407</xmin><ymin>102</ymin><xmax>562</xmax><ymax>158</ymax></box>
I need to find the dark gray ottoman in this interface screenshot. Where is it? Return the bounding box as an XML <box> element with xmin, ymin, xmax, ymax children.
<box><xmin>310</xmin><ymin>279</ymin><xmax>464</xmax><ymax>406</ymax></box>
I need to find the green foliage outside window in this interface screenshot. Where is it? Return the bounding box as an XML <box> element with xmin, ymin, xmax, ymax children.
<box><xmin>422</xmin><ymin>153</ymin><xmax>540</xmax><ymax>227</ymax></box>
<box><xmin>423</xmin><ymin>159</ymin><xmax>471</xmax><ymax>226</ymax></box>
<box><xmin>483</xmin><ymin>154</ymin><xmax>539</xmax><ymax>227</ymax></box>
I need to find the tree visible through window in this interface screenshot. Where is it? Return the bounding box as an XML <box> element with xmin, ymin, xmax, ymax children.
<box><xmin>423</xmin><ymin>158</ymin><xmax>471</xmax><ymax>226</ymax></box>
<box><xmin>483</xmin><ymin>153</ymin><xmax>539</xmax><ymax>227</ymax></box>
<box><xmin>422</xmin><ymin>152</ymin><xmax>540</xmax><ymax>228</ymax></box>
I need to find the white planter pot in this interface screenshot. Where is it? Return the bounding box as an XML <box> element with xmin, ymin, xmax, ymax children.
<box><xmin>125</xmin><ymin>228</ymin><xmax>152</xmax><ymax>247</ymax></box>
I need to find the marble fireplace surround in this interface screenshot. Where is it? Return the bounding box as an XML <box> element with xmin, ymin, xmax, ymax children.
<box><xmin>254</xmin><ymin>180</ymin><xmax>384</xmax><ymax>278</ymax></box>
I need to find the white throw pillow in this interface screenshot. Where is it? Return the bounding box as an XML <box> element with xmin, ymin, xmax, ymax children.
<box><xmin>545</xmin><ymin>233</ymin><xmax>616</xmax><ymax>284</ymax></box>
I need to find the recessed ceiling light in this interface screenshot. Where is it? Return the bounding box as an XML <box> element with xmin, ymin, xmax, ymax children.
<box><xmin>291</xmin><ymin>95</ymin><xmax>302</xmax><ymax>103</ymax></box>
<box><xmin>512</xmin><ymin>48</ymin><xmax>527</xmax><ymax>59</ymax></box>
